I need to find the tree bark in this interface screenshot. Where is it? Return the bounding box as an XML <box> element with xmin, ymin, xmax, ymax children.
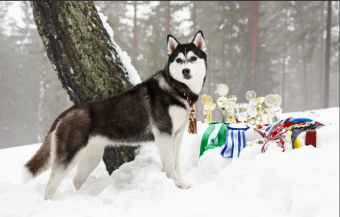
<box><xmin>297</xmin><ymin>10</ymin><xmax>308</xmax><ymax>111</ymax></box>
<box><xmin>281</xmin><ymin>5</ymin><xmax>288</xmax><ymax>111</ymax></box>
<box><xmin>230</xmin><ymin>33</ymin><xmax>235</xmax><ymax>94</ymax></box>
<box><xmin>250</xmin><ymin>1</ymin><xmax>259</xmax><ymax>89</ymax></box>
<box><xmin>167</xmin><ymin>1</ymin><xmax>171</xmax><ymax>35</ymax></box>
<box><xmin>319</xmin><ymin>2</ymin><xmax>325</xmax><ymax>109</ymax></box>
<box><xmin>30</xmin><ymin>1</ymin><xmax>138</xmax><ymax>175</ymax></box>
<box><xmin>193</xmin><ymin>1</ymin><xmax>196</xmax><ymax>34</ymax></box>
<box><xmin>133</xmin><ymin>1</ymin><xmax>137</xmax><ymax>67</ymax></box>
<box><xmin>324</xmin><ymin>1</ymin><xmax>331</xmax><ymax>108</ymax></box>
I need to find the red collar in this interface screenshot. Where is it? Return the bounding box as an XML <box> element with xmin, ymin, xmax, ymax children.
<box><xmin>182</xmin><ymin>92</ymin><xmax>195</xmax><ymax>106</ymax></box>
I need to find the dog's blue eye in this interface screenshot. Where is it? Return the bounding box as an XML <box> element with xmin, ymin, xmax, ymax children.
<box><xmin>176</xmin><ymin>58</ymin><xmax>181</xmax><ymax>63</ymax></box>
<box><xmin>191</xmin><ymin>56</ymin><xmax>197</xmax><ymax>61</ymax></box>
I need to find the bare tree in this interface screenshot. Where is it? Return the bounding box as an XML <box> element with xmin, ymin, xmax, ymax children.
<box><xmin>168</xmin><ymin>1</ymin><xmax>171</xmax><ymax>35</ymax></box>
<box><xmin>324</xmin><ymin>1</ymin><xmax>331</xmax><ymax>108</ymax></box>
<box><xmin>133</xmin><ymin>1</ymin><xmax>137</xmax><ymax>67</ymax></box>
<box><xmin>30</xmin><ymin>1</ymin><xmax>138</xmax><ymax>175</ymax></box>
<box><xmin>250</xmin><ymin>1</ymin><xmax>259</xmax><ymax>89</ymax></box>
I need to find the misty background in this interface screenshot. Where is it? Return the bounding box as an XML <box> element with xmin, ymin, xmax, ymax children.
<box><xmin>0</xmin><ymin>1</ymin><xmax>339</xmax><ymax>149</ymax></box>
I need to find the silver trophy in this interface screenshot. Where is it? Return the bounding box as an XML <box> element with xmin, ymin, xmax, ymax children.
<box><xmin>234</xmin><ymin>103</ymin><xmax>248</xmax><ymax>123</ymax></box>
<box><xmin>265</xmin><ymin>94</ymin><xmax>283</xmax><ymax>123</ymax></box>
<box><xmin>226</xmin><ymin>95</ymin><xmax>237</xmax><ymax>123</ymax></box>
<box><xmin>216</xmin><ymin>84</ymin><xmax>229</xmax><ymax>122</ymax></box>
<box><xmin>245</xmin><ymin>91</ymin><xmax>257</xmax><ymax>123</ymax></box>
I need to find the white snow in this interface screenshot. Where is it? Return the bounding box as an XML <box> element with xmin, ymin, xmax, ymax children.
<box><xmin>0</xmin><ymin>107</ymin><xmax>338</xmax><ymax>217</ymax></box>
<box><xmin>95</xmin><ymin>5</ymin><xmax>141</xmax><ymax>86</ymax></box>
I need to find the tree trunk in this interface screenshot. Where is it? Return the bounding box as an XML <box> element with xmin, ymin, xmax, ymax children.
<box><xmin>297</xmin><ymin>10</ymin><xmax>308</xmax><ymax>111</ymax></box>
<box><xmin>230</xmin><ymin>33</ymin><xmax>235</xmax><ymax>94</ymax></box>
<box><xmin>319</xmin><ymin>2</ymin><xmax>325</xmax><ymax>108</ymax></box>
<box><xmin>167</xmin><ymin>1</ymin><xmax>171</xmax><ymax>35</ymax></box>
<box><xmin>37</xmin><ymin>58</ymin><xmax>47</xmax><ymax>142</ymax></box>
<box><xmin>133</xmin><ymin>1</ymin><xmax>137</xmax><ymax>67</ymax></box>
<box><xmin>193</xmin><ymin>1</ymin><xmax>196</xmax><ymax>34</ymax></box>
<box><xmin>250</xmin><ymin>1</ymin><xmax>259</xmax><ymax>89</ymax></box>
<box><xmin>324</xmin><ymin>1</ymin><xmax>331</xmax><ymax>108</ymax></box>
<box><xmin>30</xmin><ymin>1</ymin><xmax>138</xmax><ymax>175</ymax></box>
<box><xmin>281</xmin><ymin>5</ymin><xmax>288</xmax><ymax>111</ymax></box>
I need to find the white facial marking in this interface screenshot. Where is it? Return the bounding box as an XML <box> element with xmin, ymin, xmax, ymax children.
<box><xmin>169</xmin><ymin>51</ymin><xmax>206</xmax><ymax>94</ymax></box>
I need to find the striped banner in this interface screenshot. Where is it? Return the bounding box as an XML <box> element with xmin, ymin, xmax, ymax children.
<box><xmin>200</xmin><ymin>122</ymin><xmax>228</xmax><ymax>157</ymax></box>
<box><xmin>221</xmin><ymin>124</ymin><xmax>249</xmax><ymax>158</ymax></box>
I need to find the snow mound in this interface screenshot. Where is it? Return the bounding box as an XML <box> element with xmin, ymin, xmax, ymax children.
<box><xmin>96</xmin><ymin>5</ymin><xmax>141</xmax><ymax>86</ymax></box>
<box><xmin>0</xmin><ymin>108</ymin><xmax>338</xmax><ymax>217</ymax></box>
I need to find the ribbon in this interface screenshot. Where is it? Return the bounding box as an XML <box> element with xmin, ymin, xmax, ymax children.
<box><xmin>188</xmin><ymin>107</ymin><xmax>197</xmax><ymax>134</ymax></box>
<box><xmin>200</xmin><ymin>122</ymin><xmax>228</xmax><ymax>157</ymax></box>
<box><xmin>305</xmin><ymin>129</ymin><xmax>317</xmax><ymax>148</ymax></box>
<box><xmin>220</xmin><ymin>124</ymin><xmax>249</xmax><ymax>158</ymax></box>
<box><xmin>183</xmin><ymin>92</ymin><xmax>197</xmax><ymax>134</ymax></box>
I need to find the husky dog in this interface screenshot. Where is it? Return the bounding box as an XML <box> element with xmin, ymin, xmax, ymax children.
<box><xmin>23</xmin><ymin>31</ymin><xmax>207</xmax><ymax>200</ymax></box>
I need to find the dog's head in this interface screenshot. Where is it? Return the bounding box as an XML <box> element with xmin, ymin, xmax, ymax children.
<box><xmin>167</xmin><ymin>31</ymin><xmax>207</xmax><ymax>95</ymax></box>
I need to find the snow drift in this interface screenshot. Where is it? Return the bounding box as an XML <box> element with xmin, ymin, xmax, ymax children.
<box><xmin>0</xmin><ymin>107</ymin><xmax>338</xmax><ymax>217</ymax></box>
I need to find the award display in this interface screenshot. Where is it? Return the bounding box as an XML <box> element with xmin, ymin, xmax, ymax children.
<box><xmin>265</xmin><ymin>94</ymin><xmax>277</xmax><ymax>108</ymax></box>
<box><xmin>226</xmin><ymin>95</ymin><xmax>237</xmax><ymax>123</ymax></box>
<box><xmin>245</xmin><ymin>91</ymin><xmax>256</xmax><ymax>101</ymax></box>
<box><xmin>265</xmin><ymin>94</ymin><xmax>282</xmax><ymax>123</ymax></box>
<box><xmin>275</xmin><ymin>94</ymin><xmax>282</xmax><ymax>107</ymax></box>
<box><xmin>201</xmin><ymin>95</ymin><xmax>216</xmax><ymax>124</ymax></box>
<box><xmin>234</xmin><ymin>103</ymin><xmax>248</xmax><ymax>123</ymax></box>
<box><xmin>216</xmin><ymin>84</ymin><xmax>229</xmax><ymax>122</ymax></box>
<box><xmin>203</xmin><ymin>85</ymin><xmax>284</xmax><ymax>127</ymax></box>
<box><xmin>252</xmin><ymin>96</ymin><xmax>265</xmax><ymax>126</ymax></box>
<box><xmin>245</xmin><ymin>91</ymin><xmax>257</xmax><ymax>123</ymax></box>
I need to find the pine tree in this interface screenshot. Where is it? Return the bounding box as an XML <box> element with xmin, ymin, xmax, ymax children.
<box><xmin>30</xmin><ymin>1</ymin><xmax>138</xmax><ymax>174</ymax></box>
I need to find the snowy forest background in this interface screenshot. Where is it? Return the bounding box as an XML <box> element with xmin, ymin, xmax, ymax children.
<box><xmin>0</xmin><ymin>1</ymin><xmax>339</xmax><ymax>149</ymax></box>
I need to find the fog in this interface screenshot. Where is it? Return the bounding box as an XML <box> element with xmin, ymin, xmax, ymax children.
<box><xmin>0</xmin><ymin>1</ymin><xmax>339</xmax><ymax>149</ymax></box>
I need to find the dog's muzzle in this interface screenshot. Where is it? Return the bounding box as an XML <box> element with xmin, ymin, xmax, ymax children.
<box><xmin>182</xmin><ymin>68</ymin><xmax>191</xmax><ymax>79</ymax></box>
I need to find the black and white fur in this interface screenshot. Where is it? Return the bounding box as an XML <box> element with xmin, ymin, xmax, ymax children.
<box><xmin>23</xmin><ymin>31</ymin><xmax>207</xmax><ymax>200</ymax></box>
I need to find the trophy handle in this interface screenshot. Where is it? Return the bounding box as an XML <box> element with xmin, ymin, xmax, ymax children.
<box><xmin>211</xmin><ymin>103</ymin><xmax>216</xmax><ymax>111</ymax></box>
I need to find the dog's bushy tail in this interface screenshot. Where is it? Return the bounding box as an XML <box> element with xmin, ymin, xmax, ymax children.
<box><xmin>23</xmin><ymin>134</ymin><xmax>52</xmax><ymax>183</ymax></box>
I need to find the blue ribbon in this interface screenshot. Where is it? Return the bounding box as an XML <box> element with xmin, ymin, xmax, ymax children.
<box><xmin>221</xmin><ymin>124</ymin><xmax>249</xmax><ymax>158</ymax></box>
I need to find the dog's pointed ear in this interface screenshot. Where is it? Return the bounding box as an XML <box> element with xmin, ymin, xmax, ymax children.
<box><xmin>167</xmin><ymin>35</ymin><xmax>179</xmax><ymax>56</ymax></box>
<box><xmin>192</xmin><ymin>30</ymin><xmax>207</xmax><ymax>53</ymax></box>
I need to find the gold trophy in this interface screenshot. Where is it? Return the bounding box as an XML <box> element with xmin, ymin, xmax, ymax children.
<box><xmin>226</xmin><ymin>95</ymin><xmax>237</xmax><ymax>123</ymax></box>
<box><xmin>201</xmin><ymin>95</ymin><xmax>216</xmax><ymax>124</ymax></box>
<box><xmin>216</xmin><ymin>84</ymin><xmax>229</xmax><ymax>122</ymax></box>
<box><xmin>265</xmin><ymin>94</ymin><xmax>283</xmax><ymax>123</ymax></box>
<box><xmin>252</xmin><ymin>96</ymin><xmax>265</xmax><ymax>126</ymax></box>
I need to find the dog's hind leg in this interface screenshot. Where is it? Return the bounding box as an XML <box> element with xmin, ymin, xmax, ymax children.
<box><xmin>73</xmin><ymin>141</ymin><xmax>105</xmax><ymax>190</ymax></box>
<box><xmin>44</xmin><ymin>158</ymin><xmax>80</xmax><ymax>200</ymax></box>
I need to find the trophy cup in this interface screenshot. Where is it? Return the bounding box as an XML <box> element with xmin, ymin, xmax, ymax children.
<box><xmin>252</xmin><ymin>96</ymin><xmax>265</xmax><ymax>126</ymax></box>
<box><xmin>275</xmin><ymin>94</ymin><xmax>282</xmax><ymax>107</ymax></box>
<box><xmin>234</xmin><ymin>103</ymin><xmax>248</xmax><ymax>123</ymax></box>
<box><xmin>201</xmin><ymin>95</ymin><xmax>216</xmax><ymax>124</ymax></box>
<box><xmin>245</xmin><ymin>91</ymin><xmax>257</xmax><ymax>124</ymax></box>
<box><xmin>265</xmin><ymin>94</ymin><xmax>283</xmax><ymax>123</ymax></box>
<box><xmin>216</xmin><ymin>84</ymin><xmax>229</xmax><ymax>122</ymax></box>
<box><xmin>226</xmin><ymin>95</ymin><xmax>237</xmax><ymax>123</ymax></box>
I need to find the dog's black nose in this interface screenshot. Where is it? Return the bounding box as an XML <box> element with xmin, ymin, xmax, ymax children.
<box><xmin>182</xmin><ymin>68</ymin><xmax>190</xmax><ymax>75</ymax></box>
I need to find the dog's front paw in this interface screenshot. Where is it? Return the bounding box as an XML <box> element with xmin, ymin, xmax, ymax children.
<box><xmin>174</xmin><ymin>179</ymin><xmax>192</xmax><ymax>189</ymax></box>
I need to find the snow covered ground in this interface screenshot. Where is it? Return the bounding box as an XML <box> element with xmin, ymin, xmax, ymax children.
<box><xmin>0</xmin><ymin>107</ymin><xmax>338</xmax><ymax>217</ymax></box>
